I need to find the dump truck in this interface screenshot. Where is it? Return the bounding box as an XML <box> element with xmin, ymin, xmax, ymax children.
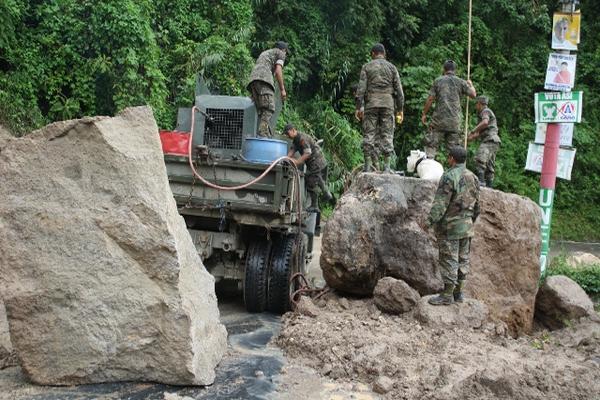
<box><xmin>160</xmin><ymin>80</ymin><xmax>317</xmax><ymax>313</ymax></box>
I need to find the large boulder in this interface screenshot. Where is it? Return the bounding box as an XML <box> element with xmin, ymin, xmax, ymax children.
<box><xmin>373</xmin><ymin>277</ymin><xmax>420</xmax><ymax>314</ymax></box>
<box><xmin>535</xmin><ymin>275</ymin><xmax>595</xmax><ymax>330</ymax></box>
<box><xmin>321</xmin><ymin>174</ymin><xmax>439</xmax><ymax>295</ymax></box>
<box><xmin>0</xmin><ymin>107</ymin><xmax>227</xmax><ymax>385</ymax></box>
<box><xmin>468</xmin><ymin>187</ymin><xmax>542</xmax><ymax>336</ymax></box>
<box><xmin>321</xmin><ymin>174</ymin><xmax>541</xmax><ymax>336</ymax></box>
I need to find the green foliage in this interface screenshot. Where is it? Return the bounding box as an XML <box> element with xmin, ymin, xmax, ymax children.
<box><xmin>1</xmin><ymin>0</ymin><xmax>599</xmax><ymax>241</ymax></box>
<box><xmin>544</xmin><ymin>254</ymin><xmax>600</xmax><ymax>296</ymax></box>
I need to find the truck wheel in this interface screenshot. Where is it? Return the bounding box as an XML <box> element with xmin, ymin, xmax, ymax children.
<box><xmin>268</xmin><ymin>235</ymin><xmax>305</xmax><ymax>313</ymax></box>
<box><xmin>243</xmin><ymin>240</ymin><xmax>272</xmax><ymax>313</ymax></box>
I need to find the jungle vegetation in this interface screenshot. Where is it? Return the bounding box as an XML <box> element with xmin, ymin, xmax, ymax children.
<box><xmin>1</xmin><ymin>0</ymin><xmax>598</xmax><ymax>240</ymax></box>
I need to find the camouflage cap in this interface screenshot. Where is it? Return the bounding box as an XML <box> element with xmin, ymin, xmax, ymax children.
<box><xmin>475</xmin><ymin>96</ymin><xmax>489</xmax><ymax>105</ymax></box>
<box><xmin>283</xmin><ymin>123</ymin><xmax>295</xmax><ymax>135</ymax></box>
<box><xmin>275</xmin><ymin>41</ymin><xmax>289</xmax><ymax>51</ymax></box>
<box><xmin>443</xmin><ymin>59</ymin><xmax>457</xmax><ymax>71</ymax></box>
<box><xmin>449</xmin><ymin>146</ymin><xmax>467</xmax><ymax>163</ymax></box>
<box><xmin>371</xmin><ymin>43</ymin><xmax>386</xmax><ymax>54</ymax></box>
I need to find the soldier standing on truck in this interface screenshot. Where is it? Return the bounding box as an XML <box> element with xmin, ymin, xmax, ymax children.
<box><xmin>283</xmin><ymin>123</ymin><xmax>333</xmax><ymax>212</ymax></box>
<box><xmin>247</xmin><ymin>41</ymin><xmax>289</xmax><ymax>137</ymax></box>
<box><xmin>468</xmin><ymin>96</ymin><xmax>501</xmax><ymax>188</ymax></box>
<box><xmin>421</xmin><ymin>60</ymin><xmax>476</xmax><ymax>159</ymax></box>
<box><xmin>355</xmin><ymin>43</ymin><xmax>404</xmax><ymax>173</ymax></box>
<box><xmin>424</xmin><ymin>146</ymin><xmax>480</xmax><ymax>306</ymax></box>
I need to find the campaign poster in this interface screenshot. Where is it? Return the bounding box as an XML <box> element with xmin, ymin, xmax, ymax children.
<box><xmin>535</xmin><ymin>123</ymin><xmax>574</xmax><ymax>147</ymax></box>
<box><xmin>544</xmin><ymin>53</ymin><xmax>576</xmax><ymax>92</ymax></box>
<box><xmin>525</xmin><ymin>143</ymin><xmax>576</xmax><ymax>181</ymax></box>
<box><xmin>534</xmin><ymin>91</ymin><xmax>583</xmax><ymax>123</ymax></box>
<box><xmin>552</xmin><ymin>12</ymin><xmax>581</xmax><ymax>50</ymax></box>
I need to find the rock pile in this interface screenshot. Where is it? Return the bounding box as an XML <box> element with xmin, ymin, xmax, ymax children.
<box><xmin>321</xmin><ymin>173</ymin><xmax>541</xmax><ymax>335</ymax></box>
<box><xmin>0</xmin><ymin>107</ymin><xmax>227</xmax><ymax>385</ymax></box>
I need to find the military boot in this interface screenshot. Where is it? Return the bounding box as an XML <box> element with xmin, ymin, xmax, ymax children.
<box><xmin>318</xmin><ymin>179</ymin><xmax>333</xmax><ymax>202</ymax></box>
<box><xmin>428</xmin><ymin>283</ymin><xmax>455</xmax><ymax>306</ymax></box>
<box><xmin>476</xmin><ymin>170</ymin><xmax>485</xmax><ymax>187</ymax></box>
<box><xmin>453</xmin><ymin>280</ymin><xmax>466</xmax><ymax>303</ymax></box>
<box><xmin>383</xmin><ymin>156</ymin><xmax>392</xmax><ymax>174</ymax></box>
<box><xmin>363</xmin><ymin>157</ymin><xmax>372</xmax><ymax>172</ymax></box>
<box><xmin>308</xmin><ymin>192</ymin><xmax>319</xmax><ymax>212</ymax></box>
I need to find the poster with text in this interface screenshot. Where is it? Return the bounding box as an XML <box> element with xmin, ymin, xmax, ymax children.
<box><xmin>534</xmin><ymin>91</ymin><xmax>582</xmax><ymax>123</ymax></box>
<box><xmin>525</xmin><ymin>143</ymin><xmax>576</xmax><ymax>180</ymax></box>
<box><xmin>552</xmin><ymin>11</ymin><xmax>581</xmax><ymax>50</ymax></box>
<box><xmin>544</xmin><ymin>53</ymin><xmax>576</xmax><ymax>92</ymax></box>
<box><xmin>535</xmin><ymin>123</ymin><xmax>574</xmax><ymax>147</ymax></box>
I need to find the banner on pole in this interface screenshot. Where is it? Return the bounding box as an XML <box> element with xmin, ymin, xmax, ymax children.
<box><xmin>535</xmin><ymin>123</ymin><xmax>574</xmax><ymax>147</ymax></box>
<box><xmin>552</xmin><ymin>11</ymin><xmax>581</xmax><ymax>50</ymax></box>
<box><xmin>539</xmin><ymin>188</ymin><xmax>555</xmax><ymax>273</ymax></box>
<box><xmin>544</xmin><ymin>53</ymin><xmax>576</xmax><ymax>92</ymax></box>
<box><xmin>534</xmin><ymin>91</ymin><xmax>582</xmax><ymax>123</ymax></box>
<box><xmin>525</xmin><ymin>143</ymin><xmax>576</xmax><ymax>180</ymax></box>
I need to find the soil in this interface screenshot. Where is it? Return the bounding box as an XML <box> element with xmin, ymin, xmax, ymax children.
<box><xmin>275</xmin><ymin>292</ymin><xmax>600</xmax><ymax>400</ymax></box>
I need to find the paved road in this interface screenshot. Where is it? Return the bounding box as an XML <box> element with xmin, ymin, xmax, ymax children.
<box><xmin>0</xmin><ymin>296</ymin><xmax>286</xmax><ymax>400</ymax></box>
<box><xmin>0</xmin><ymin>234</ymin><xmax>373</xmax><ymax>400</ymax></box>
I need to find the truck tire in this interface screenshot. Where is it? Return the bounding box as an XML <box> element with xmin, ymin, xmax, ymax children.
<box><xmin>243</xmin><ymin>240</ymin><xmax>272</xmax><ymax>313</ymax></box>
<box><xmin>268</xmin><ymin>235</ymin><xmax>306</xmax><ymax>313</ymax></box>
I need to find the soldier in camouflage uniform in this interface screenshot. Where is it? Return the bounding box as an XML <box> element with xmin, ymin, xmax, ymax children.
<box><xmin>468</xmin><ymin>96</ymin><xmax>501</xmax><ymax>188</ymax></box>
<box><xmin>283</xmin><ymin>123</ymin><xmax>333</xmax><ymax>211</ymax></box>
<box><xmin>424</xmin><ymin>146</ymin><xmax>480</xmax><ymax>305</ymax></box>
<box><xmin>421</xmin><ymin>60</ymin><xmax>476</xmax><ymax>159</ymax></box>
<box><xmin>247</xmin><ymin>41</ymin><xmax>288</xmax><ymax>137</ymax></box>
<box><xmin>355</xmin><ymin>43</ymin><xmax>404</xmax><ymax>173</ymax></box>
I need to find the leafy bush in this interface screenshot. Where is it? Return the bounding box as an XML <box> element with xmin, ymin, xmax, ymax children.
<box><xmin>2</xmin><ymin>0</ymin><xmax>600</xmax><ymax>241</ymax></box>
<box><xmin>544</xmin><ymin>255</ymin><xmax>600</xmax><ymax>296</ymax></box>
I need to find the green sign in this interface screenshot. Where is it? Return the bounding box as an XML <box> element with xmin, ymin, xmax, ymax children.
<box><xmin>534</xmin><ymin>91</ymin><xmax>583</xmax><ymax>123</ymax></box>
<box><xmin>539</xmin><ymin>188</ymin><xmax>555</xmax><ymax>273</ymax></box>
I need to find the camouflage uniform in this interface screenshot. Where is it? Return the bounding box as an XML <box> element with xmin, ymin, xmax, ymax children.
<box><xmin>426</xmin><ymin>163</ymin><xmax>480</xmax><ymax>286</ymax></box>
<box><xmin>474</xmin><ymin>107</ymin><xmax>501</xmax><ymax>184</ymax></box>
<box><xmin>291</xmin><ymin>132</ymin><xmax>328</xmax><ymax>194</ymax></box>
<box><xmin>424</xmin><ymin>74</ymin><xmax>472</xmax><ymax>158</ymax></box>
<box><xmin>356</xmin><ymin>56</ymin><xmax>404</xmax><ymax>160</ymax></box>
<box><xmin>247</xmin><ymin>48</ymin><xmax>286</xmax><ymax>137</ymax></box>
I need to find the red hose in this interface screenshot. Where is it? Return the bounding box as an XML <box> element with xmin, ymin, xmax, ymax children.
<box><xmin>186</xmin><ymin>105</ymin><xmax>305</xmax><ymax>282</ymax></box>
<box><xmin>187</xmin><ymin>105</ymin><xmax>298</xmax><ymax>191</ymax></box>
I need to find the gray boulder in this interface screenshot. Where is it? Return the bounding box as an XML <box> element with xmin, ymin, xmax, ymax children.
<box><xmin>415</xmin><ymin>297</ymin><xmax>489</xmax><ymax>329</ymax></box>
<box><xmin>373</xmin><ymin>277</ymin><xmax>420</xmax><ymax>314</ymax></box>
<box><xmin>321</xmin><ymin>173</ymin><xmax>541</xmax><ymax>336</ymax></box>
<box><xmin>321</xmin><ymin>174</ymin><xmax>439</xmax><ymax>295</ymax></box>
<box><xmin>535</xmin><ymin>275</ymin><xmax>595</xmax><ymax>330</ymax></box>
<box><xmin>0</xmin><ymin>107</ymin><xmax>227</xmax><ymax>385</ymax></box>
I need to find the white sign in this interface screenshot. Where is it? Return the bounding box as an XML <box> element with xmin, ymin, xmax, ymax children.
<box><xmin>534</xmin><ymin>91</ymin><xmax>583</xmax><ymax>123</ymax></box>
<box><xmin>544</xmin><ymin>53</ymin><xmax>576</xmax><ymax>92</ymax></box>
<box><xmin>535</xmin><ymin>123</ymin><xmax>574</xmax><ymax>147</ymax></box>
<box><xmin>525</xmin><ymin>143</ymin><xmax>576</xmax><ymax>180</ymax></box>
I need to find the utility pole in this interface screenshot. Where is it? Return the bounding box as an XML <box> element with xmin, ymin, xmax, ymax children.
<box><xmin>538</xmin><ymin>0</ymin><xmax>581</xmax><ymax>273</ymax></box>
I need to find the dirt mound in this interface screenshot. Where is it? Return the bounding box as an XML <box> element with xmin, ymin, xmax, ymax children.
<box><xmin>277</xmin><ymin>292</ymin><xmax>600</xmax><ymax>400</ymax></box>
